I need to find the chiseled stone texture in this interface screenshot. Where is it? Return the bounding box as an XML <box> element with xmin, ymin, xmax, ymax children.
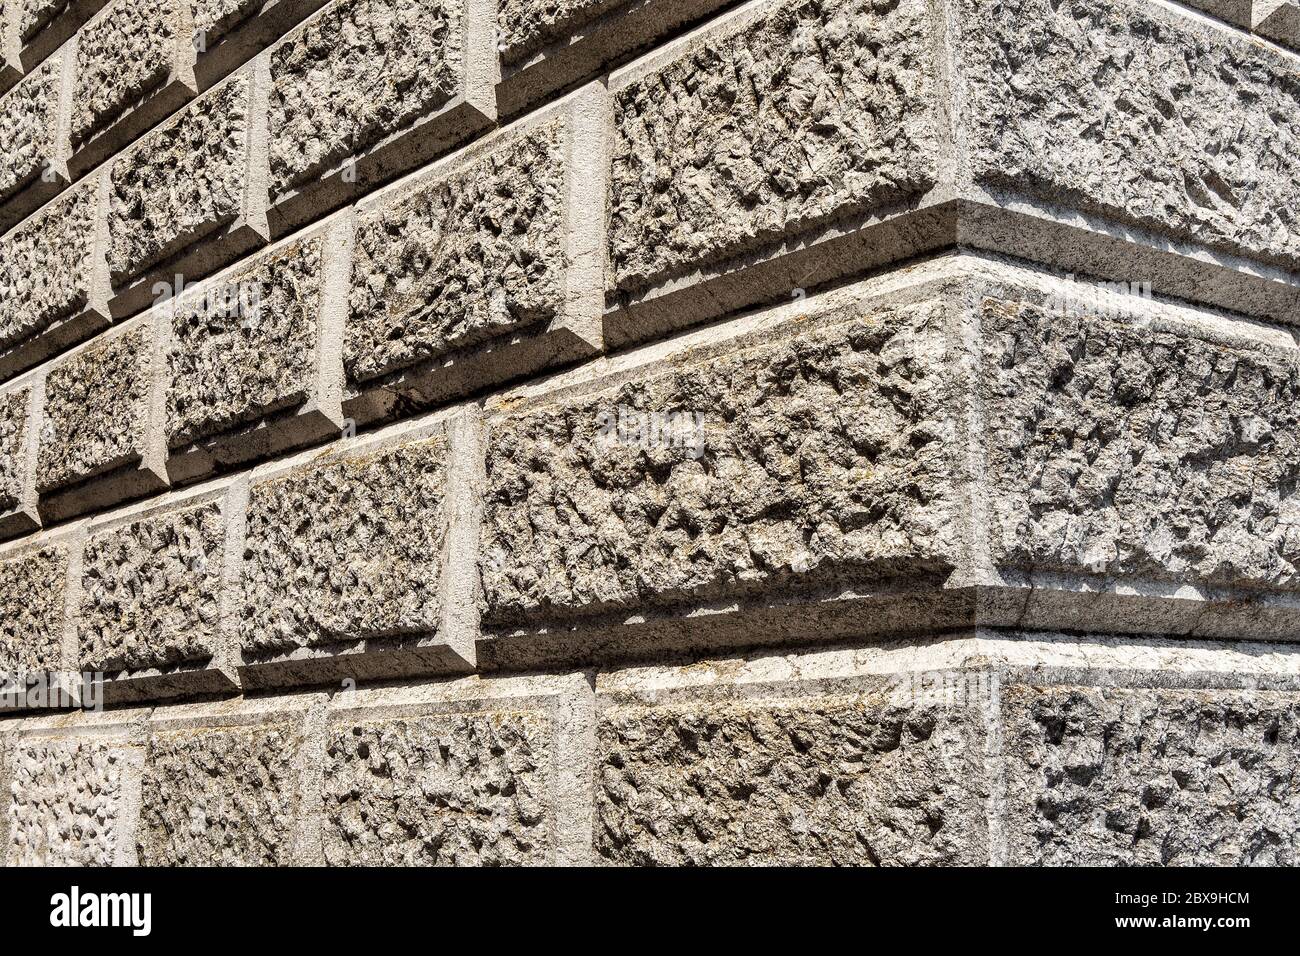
<box><xmin>18</xmin><ymin>0</ymin><xmax>69</xmax><ymax>41</ymax></box>
<box><xmin>37</xmin><ymin>327</ymin><xmax>151</xmax><ymax>493</ymax></box>
<box><xmin>240</xmin><ymin>435</ymin><xmax>447</xmax><ymax>655</ymax></box>
<box><xmin>79</xmin><ymin>501</ymin><xmax>224</xmax><ymax>674</ymax></box>
<box><xmin>324</xmin><ymin>711</ymin><xmax>552</xmax><ymax>865</ymax></box>
<box><xmin>597</xmin><ymin>692</ymin><xmax>986</xmax><ymax>865</ymax></box>
<box><xmin>482</xmin><ymin>306</ymin><xmax>961</xmax><ymax>626</ymax></box>
<box><xmin>0</xmin><ymin>57</ymin><xmax>61</xmax><ymax>202</ymax></box>
<box><xmin>1003</xmin><ymin>684</ymin><xmax>1300</xmax><ymax>865</ymax></box>
<box><xmin>194</xmin><ymin>0</ymin><xmax>264</xmax><ymax>40</ymax></box>
<box><xmin>108</xmin><ymin>74</ymin><xmax>250</xmax><ymax>282</ymax></box>
<box><xmin>268</xmin><ymin>0</ymin><xmax>465</xmax><ymax>196</ymax></box>
<box><xmin>9</xmin><ymin>738</ymin><xmax>123</xmax><ymax>866</ymax></box>
<box><xmin>138</xmin><ymin>722</ymin><xmax>302</xmax><ymax>866</ymax></box>
<box><xmin>71</xmin><ymin>0</ymin><xmax>183</xmax><ymax>146</ymax></box>
<box><xmin>0</xmin><ymin>183</ymin><xmax>97</xmax><ymax>351</ymax></box>
<box><xmin>961</xmin><ymin>0</ymin><xmax>1300</xmax><ymax>267</ymax></box>
<box><xmin>169</xmin><ymin>236</ymin><xmax>323</xmax><ymax>445</ymax></box>
<box><xmin>0</xmin><ymin>388</ymin><xmax>29</xmax><ymax>512</ymax></box>
<box><xmin>609</xmin><ymin>0</ymin><xmax>938</xmax><ymax>294</ymax></box>
<box><xmin>347</xmin><ymin>119</ymin><xmax>566</xmax><ymax>383</ymax></box>
<box><xmin>0</xmin><ymin>545</ymin><xmax>67</xmax><ymax>675</ymax></box>
<box><xmin>497</xmin><ymin>0</ymin><xmax>619</xmax><ymax>65</ymax></box>
<box><xmin>982</xmin><ymin>299</ymin><xmax>1300</xmax><ymax>590</ymax></box>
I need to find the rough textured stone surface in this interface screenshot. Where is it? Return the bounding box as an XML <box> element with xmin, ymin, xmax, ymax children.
<box><xmin>138</xmin><ymin>722</ymin><xmax>301</xmax><ymax>865</ymax></box>
<box><xmin>194</xmin><ymin>0</ymin><xmax>263</xmax><ymax>40</ymax></box>
<box><xmin>0</xmin><ymin>546</ymin><xmax>67</xmax><ymax>675</ymax></box>
<box><xmin>610</xmin><ymin>0</ymin><xmax>938</xmax><ymax>294</ymax></box>
<box><xmin>597</xmin><ymin>692</ymin><xmax>985</xmax><ymax>865</ymax></box>
<box><xmin>9</xmin><ymin>738</ymin><xmax>122</xmax><ymax>866</ymax></box>
<box><xmin>79</xmin><ymin>501</ymin><xmax>224</xmax><ymax>673</ymax></box>
<box><xmin>962</xmin><ymin>0</ymin><xmax>1300</xmax><ymax>267</ymax></box>
<box><xmin>0</xmin><ymin>56</ymin><xmax>61</xmax><ymax>202</ymax></box>
<box><xmin>482</xmin><ymin>308</ymin><xmax>961</xmax><ymax>626</ymax></box>
<box><xmin>982</xmin><ymin>299</ymin><xmax>1300</xmax><ymax>590</ymax></box>
<box><xmin>18</xmin><ymin>0</ymin><xmax>69</xmax><ymax>41</ymax></box>
<box><xmin>1003</xmin><ymin>684</ymin><xmax>1300</xmax><ymax>865</ymax></box>
<box><xmin>0</xmin><ymin>183</ymin><xmax>97</xmax><ymax>351</ymax></box>
<box><xmin>0</xmin><ymin>388</ymin><xmax>29</xmax><ymax>512</ymax></box>
<box><xmin>324</xmin><ymin>711</ymin><xmax>552</xmax><ymax>865</ymax></box>
<box><xmin>347</xmin><ymin>119</ymin><xmax>566</xmax><ymax>383</ymax></box>
<box><xmin>169</xmin><ymin>236</ymin><xmax>323</xmax><ymax>445</ymax></box>
<box><xmin>240</xmin><ymin>435</ymin><xmax>447</xmax><ymax>655</ymax></box>
<box><xmin>37</xmin><ymin>327</ymin><xmax>151</xmax><ymax>493</ymax></box>
<box><xmin>268</xmin><ymin>0</ymin><xmax>464</xmax><ymax>196</ymax></box>
<box><xmin>71</xmin><ymin>0</ymin><xmax>181</xmax><ymax>146</ymax></box>
<box><xmin>497</xmin><ymin>0</ymin><xmax>620</xmax><ymax>65</ymax></box>
<box><xmin>108</xmin><ymin>74</ymin><xmax>249</xmax><ymax>281</ymax></box>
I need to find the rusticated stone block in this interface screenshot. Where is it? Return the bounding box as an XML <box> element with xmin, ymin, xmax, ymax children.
<box><xmin>1180</xmin><ymin>0</ymin><xmax>1252</xmax><ymax>27</ymax></box>
<box><xmin>345</xmin><ymin>86</ymin><xmax>606</xmax><ymax>408</ymax></box>
<box><xmin>138</xmin><ymin>716</ymin><xmax>308</xmax><ymax>865</ymax></box>
<box><xmin>960</xmin><ymin>0</ymin><xmax>1300</xmax><ymax>271</ymax></box>
<box><xmin>0</xmin><ymin>384</ymin><xmax>36</xmax><ymax>532</ymax></box>
<box><xmin>608</xmin><ymin>0</ymin><xmax>939</xmax><ymax>298</ymax></box>
<box><xmin>263</xmin><ymin>0</ymin><xmax>495</xmax><ymax>231</ymax></box>
<box><xmin>1255</xmin><ymin>0</ymin><xmax>1300</xmax><ymax>48</ymax></box>
<box><xmin>193</xmin><ymin>0</ymin><xmax>263</xmax><ymax>36</ymax></box>
<box><xmin>0</xmin><ymin>542</ymin><xmax>69</xmax><ymax>677</ymax></box>
<box><xmin>496</xmin><ymin>0</ymin><xmax>613</xmax><ymax>66</ymax></box>
<box><xmin>18</xmin><ymin>0</ymin><xmax>72</xmax><ymax>40</ymax></box>
<box><xmin>1002</xmin><ymin>683</ymin><xmax>1300</xmax><ymax>865</ymax></box>
<box><xmin>0</xmin><ymin>51</ymin><xmax>66</xmax><ymax>212</ymax></box>
<box><xmin>9</xmin><ymin>1</ymin><xmax>111</xmax><ymax>75</ymax></box>
<box><xmin>481</xmin><ymin>304</ymin><xmax>963</xmax><ymax>630</ymax></box>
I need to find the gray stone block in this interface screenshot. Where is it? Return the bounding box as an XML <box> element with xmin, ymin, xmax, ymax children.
<box><xmin>323</xmin><ymin>672</ymin><xmax>594</xmax><ymax>865</ymax></box>
<box><xmin>0</xmin><ymin>380</ymin><xmax>37</xmax><ymax>537</ymax></box>
<box><xmin>0</xmin><ymin>173</ymin><xmax>111</xmax><ymax>383</ymax></box>
<box><xmin>262</xmin><ymin>0</ymin><xmax>496</xmax><ymax>236</ymax></box>
<box><xmin>1254</xmin><ymin>0</ymin><xmax>1300</xmax><ymax>46</ymax></box>
<box><xmin>0</xmin><ymin>537</ymin><xmax>73</xmax><ymax>682</ymax></box>
<box><xmin>1180</xmin><ymin>0</ymin><xmax>1253</xmax><ymax>26</ymax></box>
<box><xmin>5</xmin><ymin>0</ymin><xmax>110</xmax><ymax>75</ymax></box>
<box><xmin>343</xmin><ymin>84</ymin><xmax>608</xmax><ymax>426</ymax></box>
<box><xmin>0</xmin><ymin>42</ymin><xmax>72</xmax><ymax>231</ymax></box>
<box><xmin>164</xmin><ymin>213</ymin><xmax>349</xmax><ymax>485</ymax></box>
<box><xmin>105</xmin><ymin>66</ymin><xmax>270</xmax><ymax>318</ymax></box>
<box><xmin>237</xmin><ymin>411</ymin><xmax>482</xmax><ymax>687</ymax></box>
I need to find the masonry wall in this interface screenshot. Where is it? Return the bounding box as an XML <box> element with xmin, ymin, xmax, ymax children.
<box><xmin>1</xmin><ymin>0</ymin><xmax>1299</xmax><ymax>866</ymax></box>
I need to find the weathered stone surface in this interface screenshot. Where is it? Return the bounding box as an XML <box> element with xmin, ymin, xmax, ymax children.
<box><xmin>961</xmin><ymin>0</ymin><xmax>1300</xmax><ymax>267</ymax></box>
<box><xmin>71</xmin><ymin>0</ymin><xmax>183</xmax><ymax>146</ymax></box>
<box><xmin>240</xmin><ymin>435</ymin><xmax>447</xmax><ymax>655</ymax></box>
<box><xmin>597</xmin><ymin>692</ymin><xmax>986</xmax><ymax>865</ymax></box>
<box><xmin>268</xmin><ymin>0</ymin><xmax>465</xmax><ymax>197</ymax></box>
<box><xmin>37</xmin><ymin>327</ymin><xmax>151</xmax><ymax>493</ymax></box>
<box><xmin>169</xmin><ymin>235</ymin><xmax>322</xmax><ymax>445</ymax></box>
<box><xmin>18</xmin><ymin>0</ymin><xmax>69</xmax><ymax>41</ymax></box>
<box><xmin>1256</xmin><ymin>1</ymin><xmax>1300</xmax><ymax>49</ymax></box>
<box><xmin>0</xmin><ymin>545</ymin><xmax>67</xmax><ymax>675</ymax></box>
<box><xmin>79</xmin><ymin>500</ymin><xmax>224</xmax><ymax>673</ymax></box>
<box><xmin>324</xmin><ymin>711</ymin><xmax>552</xmax><ymax>865</ymax></box>
<box><xmin>1180</xmin><ymin>0</ymin><xmax>1252</xmax><ymax>27</ymax></box>
<box><xmin>9</xmin><ymin>737</ymin><xmax>123</xmax><ymax>865</ymax></box>
<box><xmin>609</xmin><ymin>0</ymin><xmax>938</xmax><ymax>294</ymax></box>
<box><xmin>482</xmin><ymin>307</ymin><xmax>961</xmax><ymax>626</ymax></box>
<box><xmin>982</xmin><ymin>298</ymin><xmax>1300</xmax><ymax>590</ymax></box>
<box><xmin>107</xmin><ymin>74</ymin><xmax>249</xmax><ymax>281</ymax></box>
<box><xmin>138</xmin><ymin>722</ymin><xmax>301</xmax><ymax>865</ymax></box>
<box><xmin>0</xmin><ymin>388</ymin><xmax>29</xmax><ymax>512</ymax></box>
<box><xmin>0</xmin><ymin>56</ymin><xmax>61</xmax><ymax>202</ymax></box>
<box><xmin>347</xmin><ymin>118</ymin><xmax>566</xmax><ymax>383</ymax></box>
<box><xmin>1003</xmin><ymin>684</ymin><xmax>1300</xmax><ymax>865</ymax></box>
<box><xmin>194</xmin><ymin>0</ymin><xmax>263</xmax><ymax>40</ymax></box>
<box><xmin>0</xmin><ymin>182</ymin><xmax>98</xmax><ymax>351</ymax></box>
<box><xmin>497</xmin><ymin>0</ymin><xmax>618</xmax><ymax>65</ymax></box>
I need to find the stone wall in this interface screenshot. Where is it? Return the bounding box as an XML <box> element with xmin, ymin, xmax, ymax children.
<box><xmin>1</xmin><ymin>0</ymin><xmax>1299</xmax><ymax>865</ymax></box>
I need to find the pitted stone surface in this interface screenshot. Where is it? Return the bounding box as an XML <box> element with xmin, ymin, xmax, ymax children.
<box><xmin>609</xmin><ymin>0</ymin><xmax>938</xmax><ymax>294</ymax></box>
<box><xmin>71</xmin><ymin>0</ymin><xmax>182</xmax><ymax>146</ymax></box>
<box><xmin>497</xmin><ymin>0</ymin><xmax>620</xmax><ymax>65</ymax></box>
<box><xmin>268</xmin><ymin>0</ymin><xmax>465</xmax><ymax>196</ymax></box>
<box><xmin>347</xmin><ymin>119</ymin><xmax>566</xmax><ymax>383</ymax></box>
<box><xmin>0</xmin><ymin>545</ymin><xmax>67</xmax><ymax>675</ymax></box>
<box><xmin>0</xmin><ymin>57</ymin><xmax>61</xmax><ymax>202</ymax></box>
<box><xmin>240</xmin><ymin>435</ymin><xmax>447</xmax><ymax>655</ymax></box>
<box><xmin>9</xmin><ymin>738</ymin><xmax>123</xmax><ymax>866</ymax></box>
<box><xmin>962</xmin><ymin>0</ymin><xmax>1300</xmax><ymax>267</ymax></box>
<box><xmin>0</xmin><ymin>388</ymin><xmax>29</xmax><ymax>512</ymax></box>
<box><xmin>0</xmin><ymin>183</ymin><xmax>97</xmax><ymax>351</ymax></box>
<box><xmin>596</xmin><ymin>692</ymin><xmax>986</xmax><ymax>865</ymax></box>
<box><xmin>324</xmin><ymin>711</ymin><xmax>552</xmax><ymax>865</ymax></box>
<box><xmin>1003</xmin><ymin>684</ymin><xmax>1300</xmax><ymax>866</ymax></box>
<box><xmin>108</xmin><ymin>74</ymin><xmax>249</xmax><ymax>282</ymax></box>
<box><xmin>18</xmin><ymin>0</ymin><xmax>68</xmax><ymax>41</ymax></box>
<box><xmin>982</xmin><ymin>299</ymin><xmax>1300</xmax><ymax>590</ymax></box>
<box><xmin>169</xmin><ymin>235</ymin><xmax>323</xmax><ymax>445</ymax></box>
<box><xmin>37</xmin><ymin>327</ymin><xmax>151</xmax><ymax>493</ymax></box>
<box><xmin>194</xmin><ymin>0</ymin><xmax>263</xmax><ymax>40</ymax></box>
<box><xmin>79</xmin><ymin>501</ymin><xmax>224</xmax><ymax>674</ymax></box>
<box><xmin>138</xmin><ymin>722</ymin><xmax>302</xmax><ymax>865</ymax></box>
<box><xmin>482</xmin><ymin>307</ymin><xmax>961</xmax><ymax>626</ymax></box>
